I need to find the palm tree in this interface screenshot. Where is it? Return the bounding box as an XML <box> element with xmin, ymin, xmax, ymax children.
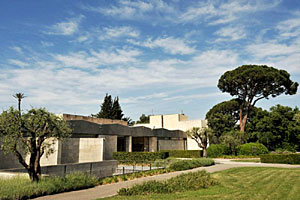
<box><xmin>13</xmin><ymin>93</ymin><xmax>26</xmax><ymax>115</ymax></box>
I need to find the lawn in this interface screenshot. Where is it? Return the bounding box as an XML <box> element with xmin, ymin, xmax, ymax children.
<box><xmin>103</xmin><ymin>167</ymin><xmax>300</xmax><ymax>200</ymax></box>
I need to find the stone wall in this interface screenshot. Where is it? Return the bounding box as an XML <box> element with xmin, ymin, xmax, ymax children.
<box><xmin>98</xmin><ymin>135</ymin><xmax>117</xmax><ymax>160</ymax></box>
<box><xmin>158</xmin><ymin>139</ymin><xmax>185</xmax><ymax>151</ymax></box>
<box><xmin>63</xmin><ymin>114</ymin><xmax>127</xmax><ymax>126</ymax></box>
<box><xmin>1</xmin><ymin>160</ymin><xmax>117</xmax><ymax>179</ymax></box>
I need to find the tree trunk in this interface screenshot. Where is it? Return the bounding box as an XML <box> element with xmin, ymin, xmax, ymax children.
<box><xmin>203</xmin><ymin>147</ymin><xmax>207</xmax><ymax>158</ymax></box>
<box><xmin>28</xmin><ymin>152</ymin><xmax>41</xmax><ymax>182</ymax></box>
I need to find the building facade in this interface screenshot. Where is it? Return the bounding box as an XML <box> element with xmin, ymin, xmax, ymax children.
<box><xmin>134</xmin><ymin>114</ymin><xmax>207</xmax><ymax>150</ymax></box>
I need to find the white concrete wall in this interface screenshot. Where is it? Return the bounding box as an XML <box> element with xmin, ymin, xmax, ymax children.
<box><xmin>78</xmin><ymin>138</ymin><xmax>104</xmax><ymax>163</ymax></box>
<box><xmin>134</xmin><ymin>114</ymin><xmax>208</xmax><ymax>150</ymax></box>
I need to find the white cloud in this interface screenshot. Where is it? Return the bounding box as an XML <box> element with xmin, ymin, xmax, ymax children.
<box><xmin>82</xmin><ymin>0</ymin><xmax>174</xmax><ymax>20</ymax></box>
<box><xmin>53</xmin><ymin>48</ymin><xmax>142</xmax><ymax>68</ymax></box>
<box><xmin>277</xmin><ymin>16</ymin><xmax>300</xmax><ymax>38</ymax></box>
<box><xmin>41</xmin><ymin>41</ymin><xmax>54</xmax><ymax>47</ymax></box>
<box><xmin>214</xmin><ymin>26</ymin><xmax>246</xmax><ymax>42</ymax></box>
<box><xmin>129</xmin><ymin>37</ymin><xmax>196</xmax><ymax>55</ymax></box>
<box><xmin>10</xmin><ymin>46</ymin><xmax>23</xmax><ymax>54</ymax></box>
<box><xmin>8</xmin><ymin>59</ymin><xmax>29</xmax><ymax>67</ymax></box>
<box><xmin>99</xmin><ymin>26</ymin><xmax>140</xmax><ymax>40</ymax></box>
<box><xmin>44</xmin><ymin>16</ymin><xmax>83</xmax><ymax>35</ymax></box>
<box><xmin>179</xmin><ymin>0</ymin><xmax>280</xmax><ymax>25</ymax></box>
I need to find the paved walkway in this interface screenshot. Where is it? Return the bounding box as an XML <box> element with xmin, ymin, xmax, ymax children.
<box><xmin>35</xmin><ymin>160</ymin><xmax>300</xmax><ymax>200</ymax></box>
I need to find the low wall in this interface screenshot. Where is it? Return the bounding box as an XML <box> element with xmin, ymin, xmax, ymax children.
<box><xmin>63</xmin><ymin>114</ymin><xmax>128</xmax><ymax>126</ymax></box>
<box><xmin>1</xmin><ymin>160</ymin><xmax>117</xmax><ymax>179</ymax></box>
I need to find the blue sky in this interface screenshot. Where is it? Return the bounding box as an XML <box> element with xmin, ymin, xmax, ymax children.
<box><xmin>0</xmin><ymin>0</ymin><xmax>300</xmax><ymax>121</ymax></box>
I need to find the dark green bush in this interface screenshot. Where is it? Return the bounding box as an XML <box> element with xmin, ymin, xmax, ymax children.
<box><xmin>118</xmin><ymin>170</ymin><xmax>218</xmax><ymax>196</ymax></box>
<box><xmin>160</xmin><ymin>150</ymin><xmax>202</xmax><ymax>158</ymax></box>
<box><xmin>113</xmin><ymin>152</ymin><xmax>168</xmax><ymax>163</ymax></box>
<box><xmin>238</xmin><ymin>143</ymin><xmax>268</xmax><ymax>156</ymax></box>
<box><xmin>260</xmin><ymin>154</ymin><xmax>300</xmax><ymax>164</ymax></box>
<box><xmin>168</xmin><ymin>158</ymin><xmax>214</xmax><ymax>171</ymax></box>
<box><xmin>207</xmin><ymin>144</ymin><xmax>228</xmax><ymax>158</ymax></box>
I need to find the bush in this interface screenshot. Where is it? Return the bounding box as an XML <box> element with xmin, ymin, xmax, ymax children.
<box><xmin>238</xmin><ymin>143</ymin><xmax>268</xmax><ymax>156</ymax></box>
<box><xmin>118</xmin><ymin>170</ymin><xmax>218</xmax><ymax>196</ymax></box>
<box><xmin>160</xmin><ymin>150</ymin><xmax>202</xmax><ymax>158</ymax></box>
<box><xmin>260</xmin><ymin>154</ymin><xmax>300</xmax><ymax>164</ymax></box>
<box><xmin>207</xmin><ymin>144</ymin><xmax>228</xmax><ymax>158</ymax></box>
<box><xmin>168</xmin><ymin>158</ymin><xmax>214</xmax><ymax>171</ymax></box>
<box><xmin>113</xmin><ymin>152</ymin><xmax>168</xmax><ymax>163</ymax></box>
<box><xmin>0</xmin><ymin>172</ymin><xmax>98</xmax><ymax>200</ymax></box>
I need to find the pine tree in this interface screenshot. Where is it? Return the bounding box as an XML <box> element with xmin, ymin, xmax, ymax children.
<box><xmin>111</xmin><ymin>97</ymin><xmax>124</xmax><ymax>120</ymax></box>
<box><xmin>93</xmin><ymin>94</ymin><xmax>125</xmax><ymax>120</ymax></box>
<box><xmin>93</xmin><ymin>93</ymin><xmax>113</xmax><ymax>118</ymax></box>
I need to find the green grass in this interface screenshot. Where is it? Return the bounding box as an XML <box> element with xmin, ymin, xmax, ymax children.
<box><xmin>103</xmin><ymin>167</ymin><xmax>300</xmax><ymax>200</ymax></box>
<box><xmin>0</xmin><ymin>172</ymin><xmax>99</xmax><ymax>200</ymax></box>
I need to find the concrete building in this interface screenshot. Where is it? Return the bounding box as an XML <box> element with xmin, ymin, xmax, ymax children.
<box><xmin>0</xmin><ymin>114</ymin><xmax>187</xmax><ymax>169</ymax></box>
<box><xmin>134</xmin><ymin>114</ymin><xmax>207</xmax><ymax>150</ymax></box>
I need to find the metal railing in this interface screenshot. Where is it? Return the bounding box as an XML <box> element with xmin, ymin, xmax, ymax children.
<box><xmin>113</xmin><ymin>160</ymin><xmax>167</xmax><ymax>175</ymax></box>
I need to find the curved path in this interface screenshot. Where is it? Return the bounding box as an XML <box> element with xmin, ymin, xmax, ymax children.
<box><xmin>35</xmin><ymin>160</ymin><xmax>300</xmax><ymax>200</ymax></box>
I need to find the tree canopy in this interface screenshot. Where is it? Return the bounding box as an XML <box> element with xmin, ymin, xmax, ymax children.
<box><xmin>218</xmin><ymin>65</ymin><xmax>298</xmax><ymax>132</ymax></box>
<box><xmin>93</xmin><ymin>94</ymin><xmax>124</xmax><ymax>120</ymax></box>
<box><xmin>136</xmin><ymin>114</ymin><xmax>150</xmax><ymax>124</ymax></box>
<box><xmin>206</xmin><ymin>99</ymin><xmax>240</xmax><ymax>143</ymax></box>
<box><xmin>0</xmin><ymin>107</ymin><xmax>71</xmax><ymax>182</ymax></box>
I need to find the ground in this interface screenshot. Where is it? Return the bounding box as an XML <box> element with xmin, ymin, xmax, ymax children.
<box><xmin>103</xmin><ymin>167</ymin><xmax>300</xmax><ymax>200</ymax></box>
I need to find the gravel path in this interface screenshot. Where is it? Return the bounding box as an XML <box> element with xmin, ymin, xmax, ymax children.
<box><xmin>34</xmin><ymin>160</ymin><xmax>300</xmax><ymax>200</ymax></box>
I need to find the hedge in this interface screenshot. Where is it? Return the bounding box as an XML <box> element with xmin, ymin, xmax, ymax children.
<box><xmin>160</xmin><ymin>150</ymin><xmax>203</xmax><ymax>158</ymax></box>
<box><xmin>238</xmin><ymin>143</ymin><xmax>268</xmax><ymax>156</ymax></box>
<box><xmin>260</xmin><ymin>154</ymin><xmax>300</xmax><ymax>164</ymax></box>
<box><xmin>113</xmin><ymin>152</ymin><xmax>168</xmax><ymax>163</ymax></box>
<box><xmin>168</xmin><ymin>158</ymin><xmax>215</xmax><ymax>171</ymax></box>
<box><xmin>207</xmin><ymin>144</ymin><xmax>228</xmax><ymax>158</ymax></box>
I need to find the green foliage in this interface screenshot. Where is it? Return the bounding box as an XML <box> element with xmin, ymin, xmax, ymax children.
<box><xmin>238</xmin><ymin>143</ymin><xmax>268</xmax><ymax>156</ymax></box>
<box><xmin>160</xmin><ymin>150</ymin><xmax>203</xmax><ymax>158</ymax></box>
<box><xmin>168</xmin><ymin>158</ymin><xmax>215</xmax><ymax>171</ymax></box>
<box><xmin>136</xmin><ymin>114</ymin><xmax>150</xmax><ymax>124</ymax></box>
<box><xmin>0</xmin><ymin>107</ymin><xmax>72</xmax><ymax>181</ymax></box>
<box><xmin>220</xmin><ymin>130</ymin><xmax>246</xmax><ymax>155</ymax></box>
<box><xmin>0</xmin><ymin>172</ymin><xmax>98</xmax><ymax>200</ymax></box>
<box><xmin>118</xmin><ymin>170</ymin><xmax>217</xmax><ymax>196</ymax></box>
<box><xmin>207</xmin><ymin>144</ymin><xmax>229</xmax><ymax>158</ymax></box>
<box><xmin>260</xmin><ymin>154</ymin><xmax>300</xmax><ymax>164</ymax></box>
<box><xmin>206</xmin><ymin>99</ymin><xmax>240</xmax><ymax>143</ymax></box>
<box><xmin>186</xmin><ymin>127</ymin><xmax>212</xmax><ymax>157</ymax></box>
<box><xmin>93</xmin><ymin>94</ymin><xmax>124</xmax><ymax>120</ymax></box>
<box><xmin>218</xmin><ymin>65</ymin><xmax>298</xmax><ymax>131</ymax></box>
<box><xmin>249</xmin><ymin>105</ymin><xmax>300</xmax><ymax>151</ymax></box>
<box><xmin>113</xmin><ymin>152</ymin><xmax>168</xmax><ymax>163</ymax></box>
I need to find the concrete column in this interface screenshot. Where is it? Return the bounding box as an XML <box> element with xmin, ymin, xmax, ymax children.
<box><xmin>125</xmin><ymin>136</ymin><xmax>132</xmax><ymax>152</ymax></box>
<box><xmin>149</xmin><ymin>137</ymin><xmax>157</xmax><ymax>152</ymax></box>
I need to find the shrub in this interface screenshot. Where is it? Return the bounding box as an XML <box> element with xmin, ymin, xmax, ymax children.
<box><xmin>168</xmin><ymin>158</ymin><xmax>214</xmax><ymax>171</ymax></box>
<box><xmin>207</xmin><ymin>144</ymin><xmax>228</xmax><ymax>158</ymax></box>
<box><xmin>260</xmin><ymin>154</ymin><xmax>300</xmax><ymax>164</ymax></box>
<box><xmin>160</xmin><ymin>150</ymin><xmax>202</xmax><ymax>158</ymax></box>
<box><xmin>238</xmin><ymin>143</ymin><xmax>268</xmax><ymax>156</ymax></box>
<box><xmin>113</xmin><ymin>152</ymin><xmax>168</xmax><ymax>163</ymax></box>
<box><xmin>118</xmin><ymin>170</ymin><xmax>218</xmax><ymax>196</ymax></box>
<box><xmin>0</xmin><ymin>172</ymin><xmax>98</xmax><ymax>200</ymax></box>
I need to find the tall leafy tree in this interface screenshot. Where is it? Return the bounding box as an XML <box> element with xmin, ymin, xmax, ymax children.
<box><xmin>136</xmin><ymin>114</ymin><xmax>150</xmax><ymax>124</ymax></box>
<box><xmin>249</xmin><ymin>105</ymin><xmax>300</xmax><ymax>151</ymax></box>
<box><xmin>206</xmin><ymin>99</ymin><xmax>240</xmax><ymax>143</ymax></box>
<box><xmin>0</xmin><ymin>107</ymin><xmax>71</xmax><ymax>182</ymax></box>
<box><xmin>218</xmin><ymin>65</ymin><xmax>298</xmax><ymax>132</ymax></box>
